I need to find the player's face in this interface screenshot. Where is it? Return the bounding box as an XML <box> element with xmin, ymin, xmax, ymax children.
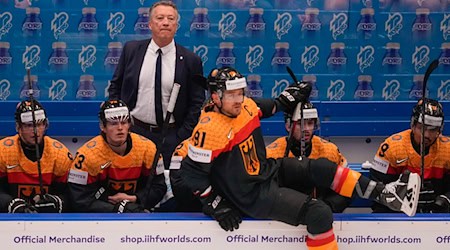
<box><xmin>286</xmin><ymin>119</ymin><xmax>316</xmax><ymax>142</ymax></box>
<box><xmin>17</xmin><ymin>122</ymin><xmax>46</xmax><ymax>145</ymax></box>
<box><xmin>148</xmin><ymin>5</ymin><xmax>178</xmax><ymax>47</ymax></box>
<box><xmin>411</xmin><ymin>123</ymin><xmax>440</xmax><ymax>148</ymax></box>
<box><xmin>102</xmin><ymin>120</ymin><xmax>130</xmax><ymax>146</ymax></box>
<box><xmin>218</xmin><ymin>89</ymin><xmax>245</xmax><ymax>117</ymax></box>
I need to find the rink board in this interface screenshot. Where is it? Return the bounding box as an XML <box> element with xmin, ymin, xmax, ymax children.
<box><xmin>0</xmin><ymin>213</ymin><xmax>449</xmax><ymax>250</ymax></box>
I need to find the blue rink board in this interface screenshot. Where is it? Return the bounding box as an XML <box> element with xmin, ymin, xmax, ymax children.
<box><xmin>1</xmin><ymin>101</ymin><xmax>450</xmax><ymax>137</ymax></box>
<box><xmin>0</xmin><ymin>213</ymin><xmax>449</xmax><ymax>221</ymax></box>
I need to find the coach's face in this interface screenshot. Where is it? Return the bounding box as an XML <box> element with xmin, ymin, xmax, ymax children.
<box><xmin>149</xmin><ymin>5</ymin><xmax>177</xmax><ymax>47</ymax></box>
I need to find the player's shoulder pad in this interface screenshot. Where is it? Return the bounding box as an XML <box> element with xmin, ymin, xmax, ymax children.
<box><xmin>385</xmin><ymin>130</ymin><xmax>409</xmax><ymax>145</ymax></box>
<box><xmin>0</xmin><ymin>135</ymin><xmax>18</xmax><ymax>148</ymax></box>
<box><xmin>45</xmin><ymin>136</ymin><xmax>70</xmax><ymax>152</ymax></box>
<box><xmin>130</xmin><ymin>132</ymin><xmax>156</xmax><ymax>151</ymax></box>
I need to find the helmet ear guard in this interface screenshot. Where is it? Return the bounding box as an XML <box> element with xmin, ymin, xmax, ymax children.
<box><xmin>410</xmin><ymin>98</ymin><xmax>444</xmax><ymax>132</ymax></box>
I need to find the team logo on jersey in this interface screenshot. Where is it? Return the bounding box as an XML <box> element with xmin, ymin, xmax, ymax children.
<box><xmin>49</xmin><ymin>79</ymin><xmax>67</xmax><ymax>101</ymax></box>
<box><xmin>327</xmin><ymin>79</ymin><xmax>345</xmax><ymax>101</ymax></box>
<box><xmin>78</xmin><ymin>45</ymin><xmax>97</xmax><ymax>72</ymax></box>
<box><xmin>246</xmin><ymin>45</ymin><xmax>264</xmax><ymax>73</ymax></box>
<box><xmin>87</xmin><ymin>140</ymin><xmax>97</xmax><ymax>149</ymax></box>
<box><xmin>385</xmin><ymin>12</ymin><xmax>403</xmax><ymax>40</ymax></box>
<box><xmin>22</xmin><ymin>45</ymin><xmax>40</xmax><ymax>69</ymax></box>
<box><xmin>239</xmin><ymin>135</ymin><xmax>260</xmax><ymax>176</ymax></box>
<box><xmin>274</xmin><ymin>13</ymin><xmax>292</xmax><ymax>40</ymax></box>
<box><xmin>330</xmin><ymin>13</ymin><xmax>347</xmax><ymax>40</ymax></box>
<box><xmin>200</xmin><ymin>116</ymin><xmax>211</xmax><ymax>124</ymax></box>
<box><xmin>219</xmin><ymin>12</ymin><xmax>236</xmax><ymax>40</ymax></box>
<box><xmin>107</xmin><ymin>12</ymin><xmax>125</xmax><ymax>39</ymax></box>
<box><xmin>194</xmin><ymin>45</ymin><xmax>208</xmax><ymax>66</ymax></box>
<box><xmin>3</xmin><ymin>138</ymin><xmax>13</xmax><ymax>147</ymax></box>
<box><xmin>109</xmin><ymin>180</ymin><xmax>137</xmax><ymax>193</ymax></box>
<box><xmin>438</xmin><ymin>80</ymin><xmax>450</xmax><ymax>101</ymax></box>
<box><xmin>51</xmin><ymin>12</ymin><xmax>69</xmax><ymax>39</ymax></box>
<box><xmin>412</xmin><ymin>45</ymin><xmax>430</xmax><ymax>73</ymax></box>
<box><xmin>357</xmin><ymin>45</ymin><xmax>375</xmax><ymax>73</ymax></box>
<box><xmin>195</xmin><ymin>0</ymin><xmax>202</xmax><ymax>6</ymax></box>
<box><xmin>53</xmin><ymin>141</ymin><xmax>63</xmax><ymax>149</ymax></box>
<box><xmin>417</xmin><ymin>0</ymin><xmax>425</xmax><ymax>6</ymax></box>
<box><xmin>272</xmin><ymin>79</ymin><xmax>289</xmax><ymax>98</ymax></box>
<box><xmin>18</xmin><ymin>185</ymin><xmax>48</xmax><ymax>199</ymax></box>
<box><xmin>301</xmin><ymin>45</ymin><xmax>319</xmax><ymax>73</ymax></box>
<box><xmin>0</xmin><ymin>12</ymin><xmax>13</xmax><ymax>39</ymax></box>
<box><xmin>440</xmin><ymin>136</ymin><xmax>450</xmax><ymax>143</ymax></box>
<box><xmin>307</xmin><ymin>0</ymin><xmax>314</xmax><ymax>6</ymax></box>
<box><xmin>382</xmin><ymin>79</ymin><xmax>401</xmax><ymax>101</ymax></box>
<box><xmin>441</xmin><ymin>14</ymin><xmax>450</xmax><ymax>40</ymax></box>
<box><xmin>0</xmin><ymin>79</ymin><xmax>11</xmax><ymax>100</ymax></box>
<box><xmin>83</xmin><ymin>0</ymin><xmax>89</xmax><ymax>5</ymax></box>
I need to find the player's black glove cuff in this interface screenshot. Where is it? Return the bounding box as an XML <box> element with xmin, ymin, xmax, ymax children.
<box><xmin>202</xmin><ymin>194</ymin><xmax>242</xmax><ymax>232</ymax></box>
<box><xmin>33</xmin><ymin>194</ymin><xmax>63</xmax><ymax>213</ymax></box>
<box><xmin>275</xmin><ymin>82</ymin><xmax>312</xmax><ymax>114</ymax></box>
<box><xmin>114</xmin><ymin>200</ymin><xmax>149</xmax><ymax>213</ymax></box>
<box><xmin>431</xmin><ymin>195</ymin><xmax>450</xmax><ymax>213</ymax></box>
<box><xmin>8</xmin><ymin>198</ymin><xmax>37</xmax><ymax>213</ymax></box>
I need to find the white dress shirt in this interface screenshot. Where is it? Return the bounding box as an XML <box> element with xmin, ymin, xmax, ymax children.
<box><xmin>131</xmin><ymin>39</ymin><xmax>176</xmax><ymax>125</ymax></box>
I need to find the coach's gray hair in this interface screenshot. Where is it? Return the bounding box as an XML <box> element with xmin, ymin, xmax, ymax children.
<box><xmin>149</xmin><ymin>1</ymin><xmax>178</xmax><ymax>16</ymax></box>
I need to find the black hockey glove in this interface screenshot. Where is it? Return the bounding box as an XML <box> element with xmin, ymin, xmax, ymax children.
<box><xmin>114</xmin><ymin>200</ymin><xmax>150</xmax><ymax>213</ymax></box>
<box><xmin>202</xmin><ymin>194</ymin><xmax>242</xmax><ymax>232</ymax></box>
<box><xmin>275</xmin><ymin>81</ymin><xmax>312</xmax><ymax>114</ymax></box>
<box><xmin>33</xmin><ymin>194</ymin><xmax>63</xmax><ymax>213</ymax></box>
<box><xmin>8</xmin><ymin>198</ymin><xmax>37</xmax><ymax>213</ymax></box>
<box><xmin>431</xmin><ymin>195</ymin><xmax>450</xmax><ymax>213</ymax></box>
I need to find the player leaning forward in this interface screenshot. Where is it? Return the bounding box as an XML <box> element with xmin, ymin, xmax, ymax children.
<box><xmin>179</xmin><ymin>66</ymin><xmax>421</xmax><ymax>250</ymax></box>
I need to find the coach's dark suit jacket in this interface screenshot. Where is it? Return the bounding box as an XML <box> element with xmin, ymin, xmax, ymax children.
<box><xmin>108</xmin><ymin>39</ymin><xmax>205</xmax><ymax>142</ymax></box>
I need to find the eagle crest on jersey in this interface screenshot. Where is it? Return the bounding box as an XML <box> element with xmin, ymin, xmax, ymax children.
<box><xmin>239</xmin><ymin>135</ymin><xmax>260</xmax><ymax>175</ymax></box>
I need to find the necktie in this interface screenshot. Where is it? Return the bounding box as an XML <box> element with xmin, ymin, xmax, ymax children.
<box><xmin>155</xmin><ymin>48</ymin><xmax>164</xmax><ymax>127</ymax></box>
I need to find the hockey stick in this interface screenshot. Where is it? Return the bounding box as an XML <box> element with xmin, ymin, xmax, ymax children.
<box><xmin>285</xmin><ymin>66</ymin><xmax>308</xmax><ymax>159</ymax></box>
<box><xmin>26</xmin><ymin>67</ymin><xmax>45</xmax><ymax>198</ymax></box>
<box><xmin>146</xmin><ymin>83</ymin><xmax>181</xmax><ymax>207</ymax></box>
<box><xmin>420</xmin><ymin>59</ymin><xmax>439</xmax><ymax>188</ymax></box>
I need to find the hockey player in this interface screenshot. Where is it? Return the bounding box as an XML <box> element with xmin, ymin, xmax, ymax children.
<box><xmin>0</xmin><ymin>100</ymin><xmax>71</xmax><ymax>213</ymax></box>
<box><xmin>67</xmin><ymin>100</ymin><xmax>166</xmax><ymax>213</ymax></box>
<box><xmin>266</xmin><ymin>102</ymin><xmax>351</xmax><ymax>212</ymax></box>
<box><xmin>180</xmin><ymin>66</ymin><xmax>421</xmax><ymax>250</ymax></box>
<box><xmin>370</xmin><ymin>98</ymin><xmax>450</xmax><ymax>213</ymax></box>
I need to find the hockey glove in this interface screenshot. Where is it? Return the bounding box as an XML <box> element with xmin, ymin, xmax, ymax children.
<box><xmin>431</xmin><ymin>195</ymin><xmax>450</xmax><ymax>213</ymax></box>
<box><xmin>202</xmin><ymin>194</ymin><xmax>242</xmax><ymax>232</ymax></box>
<box><xmin>33</xmin><ymin>194</ymin><xmax>63</xmax><ymax>213</ymax></box>
<box><xmin>275</xmin><ymin>82</ymin><xmax>312</xmax><ymax>114</ymax></box>
<box><xmin>8</xmin><ymin>198</ymin><xmax>36</xmax><ymax>213</ymax></box>
<box><xmin>114</xmin><ymin>200</ymin><xmax>150</xmax><ymax>213</ymax></box>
